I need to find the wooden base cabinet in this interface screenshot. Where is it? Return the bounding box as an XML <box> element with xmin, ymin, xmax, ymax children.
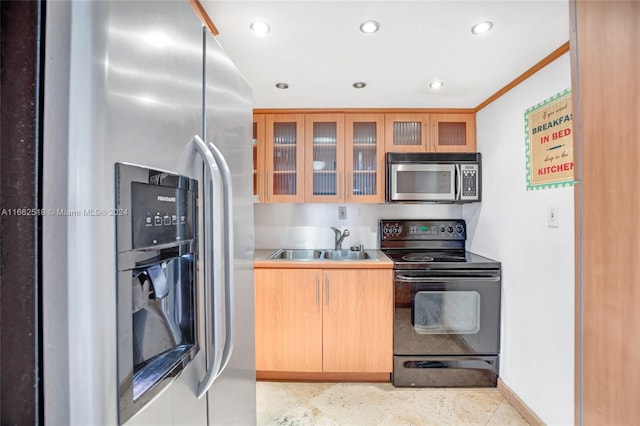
<box><xmin>254</xmin><ymin>268</ymin><xmax>322</xmax><ymax>372</ymax></box>
<box><xmin>322</xmin><ymin>269</ymin><xmax>393</xmax><ymax>373</ymax></box>
<box><xmin>254</xmin><ymin>268</ymin><xmax>393</xmax><ymax>377</ymax></box>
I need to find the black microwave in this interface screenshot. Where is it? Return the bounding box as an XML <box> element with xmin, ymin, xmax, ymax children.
<box><xmin>386</xmin><ymin>152</ymin><xmax>482</xmax><ymax>203</ymax></box>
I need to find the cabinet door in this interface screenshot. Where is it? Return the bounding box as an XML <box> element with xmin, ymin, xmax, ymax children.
<box><xmin>384</xmin><ymin>113</ymin><xmax>430</xmax><ymax>152</ymax></box>
<box><xmin>304</xmin><ymin>114</ymin><xmax>344</xmax><ymax>202</ymax></box>
<box><xmin>265</xmin><ymin>114</ymin><xmax>305</xmax><ymax>202</ymax></box>
<box><xmin>345</xmin><ymin>114</ymin><xmax>385</xmax><ymax>203</ymax></box>
<box><xmin>431</xmin><ymin>113</ymin><xmax>476</xmax><ymax>152</ymax></box>
<box><xmin>322</xmin><ymin>269</ymin><xmax>393</xmax><ymax>373</ymax></box>
<box><xmin>255</xmin><ymin>268</ymin><xmax>323</xmax><ymax>372</ymax></box>
<box><xmin>253</xmin><ymin>114</ymin><xmax>266</xmax><ymax>201</ymax></box>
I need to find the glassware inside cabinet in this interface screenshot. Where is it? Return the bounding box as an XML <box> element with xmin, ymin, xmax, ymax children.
<box><xmin>312</xmin><ymin>122</ymin><xmax>337</xmax><ymax>196</ymax></box>
<box><xmin>273</xmin><ymin>122</ymin><xmax>297</xmax><ymax>195</ymax></box>
<box><xmin>352</xmin><ymin>122</ymin><xmax>377</xmax><ymax>196</ymax></box>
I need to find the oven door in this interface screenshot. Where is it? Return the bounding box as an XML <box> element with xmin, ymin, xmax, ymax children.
<box><xmin>394</xmin><ymin>269</ymin><xmax>500</xmax><ymax>356</ymax></box>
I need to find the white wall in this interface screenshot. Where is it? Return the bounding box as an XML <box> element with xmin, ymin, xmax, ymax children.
<box><xmin>254</xmin><ymin>203</ymin><xmax>461</xmax><ymax>249</ymax></box>
<box><xmin>463</xmin><ymin>53</ymin><xmax>574</xmax><ymax>425</ymax></box>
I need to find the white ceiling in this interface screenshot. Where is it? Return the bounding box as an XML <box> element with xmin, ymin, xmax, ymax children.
<box><xmin>203</xmin><ymin>1</ymin><xmax>570</xmax><ymax>109</ymax></box>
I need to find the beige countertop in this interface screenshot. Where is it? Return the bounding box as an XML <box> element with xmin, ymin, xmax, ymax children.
<box><xmin>254</xmin><ymin>248</ymin><xmax>393</xmax><ymax>269</ymax></box>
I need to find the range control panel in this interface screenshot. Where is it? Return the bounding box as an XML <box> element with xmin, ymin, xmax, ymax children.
<box><xmin>380</xmin><ymin>219</ymin><xmax>466</xmax><ymax>241</ymax></box>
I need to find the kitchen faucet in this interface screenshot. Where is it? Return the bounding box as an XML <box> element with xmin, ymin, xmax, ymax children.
<box><xmin>330</xmin><ymin>227</ymin><xmax>350</xmax><ymax>250</ymax></box>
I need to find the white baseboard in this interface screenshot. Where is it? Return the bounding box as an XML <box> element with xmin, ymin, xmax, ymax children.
<box><xmin>498</xmin><ymin>378</ymin><xmax>546</xmax><ymax>426</ymax></box>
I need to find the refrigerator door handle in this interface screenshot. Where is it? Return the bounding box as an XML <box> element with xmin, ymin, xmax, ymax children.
<box><xmin>192</xmin><ymin>135</ymin><xmax>226</xmax><ymax>398</ymax></box>
<box><xmin>207</xmin><ymin>140</ymin><xmax>235</xmax><ymax>379</ymax></box>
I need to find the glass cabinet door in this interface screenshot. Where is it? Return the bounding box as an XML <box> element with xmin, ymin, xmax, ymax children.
<box><xmin>384</xmin><ymin>113</ymin><xmax>430</xmax><ymax>152</ymax></box>
<box><xmin>432</xmin><ymin>113</ymin><xmax>476</xmax><ymax>152</ymax></box>
<box><xmin>265</xmin><ymin>114</ymin><xmax>305</xmax><ymax>202</ymax></box>
<box><xmin>253</xmin><ymin>114</ymin><xmax>265</xmax><ymax>201</ymax></box>
<box><xmin>345</xmin><ymin>114</ymin><xmax>385</xmax><ymax>203</ymax></box>
<box><xmin>304</xmin><ymin>114</ymin><xmax>344</xmax><ymax>202</ymax></box>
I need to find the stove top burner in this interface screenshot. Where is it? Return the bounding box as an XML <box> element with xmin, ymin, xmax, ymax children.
<box><xmin>433</xmin><ymin>255</ymin><xmax>468</xmax><ymax>262</ymax></box>
<box><xmin>389</xmin><ymin>251</ymin><xmax>468</xmax><ymax>264</ymax></box>
<box><xmin>401</xmin><ymin>254</ymin><xmax>435</xmax><ymax>262</ymax></box>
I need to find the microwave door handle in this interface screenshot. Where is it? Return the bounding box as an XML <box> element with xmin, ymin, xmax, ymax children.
<box><xmin>192</xmin><ymin>135</ymin><xmax>226</xmax><ymax>399</ymax></box>
<box><xmin>207</xmin><ymin>141</ymin><xmax>235</xmax><ymax>379</ymax></box>
<box><xmin>455</xmin><ymin>164</ymin><xmax>462</xmax><ymax>200</ymax></box>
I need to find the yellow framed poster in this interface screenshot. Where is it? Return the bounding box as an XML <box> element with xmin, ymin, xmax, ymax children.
<box><xmin>525</xmin><ymin>88</ymin><xmax>574</xmax><ymax>190</ymax></box>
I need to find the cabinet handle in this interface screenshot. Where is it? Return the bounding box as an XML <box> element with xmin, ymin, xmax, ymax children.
<box><xmin>434</xmin><ymin>121</ymin><xmax>438</xmax><ymax>152</ymax></box>
<box><xmin>325</xmin><ymin>275</ymin><xmax>329</xmax><ymax>305</ymax></box>
<box><xmin>267</xmin><ymin>173</ymin><xmax>271</xmax><ymax>201</ymax></box>
<box><xmin>315</xmin><ymin>275</ymin><xmax>319</xmax><ymax>306</ymax></box>
<box><xmin>425</xmin><ymin>121</ymin><xmax>429</xmax><ymax>152</ymax></box>
<box><xmin>258</xmin><ymin>171</ymin><xmax>263</xmax><ymax>200</ymax></box>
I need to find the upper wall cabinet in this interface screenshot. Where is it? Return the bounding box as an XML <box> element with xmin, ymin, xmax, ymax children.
<box><xmin>302</xmin><ymin>113</ymin><xmax>385</xmax><ymax>203</ymax></box>
<box><xmin>264</xmin><ymin>114</ymin><xmax>305</xmax><ymax>202</ymax></box>
<box><xmin>254</xmin><ymin>109</ymin><xmax>476</xmax><ymax>203</ymax></box>
<box><xmin>384</xmin><ymin>113</ymin><xmax>430</xmax><ymax>153</ymax></box>
<box><xmin>385</xmin><ymin>112</ymin><xmax>476</xmax><ymax>153</ymax></box>
<box><xmin>432</xmin><ymin>113</ymin><xmax>476</xmax><ymax>152</ymax></box>
<box><xmin>345</xmin><ymin>113</ymin><xmax>385</xmax><ymax>203</ymax></box>
<box><xmin>304</xmin><ymin>114</ymin><xmax>345</xmax><ymax>203</ymax></box>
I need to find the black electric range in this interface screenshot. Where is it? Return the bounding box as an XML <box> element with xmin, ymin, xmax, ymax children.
<box><xmin>380</xmin><ymin>219</ymin><xmax>502</xmax><ymax>388</ymax></box>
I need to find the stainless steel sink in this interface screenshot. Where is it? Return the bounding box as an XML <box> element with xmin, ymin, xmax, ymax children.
<box><xmin>267</xmin><ymin>249</ymin><xmax>324</xmax><ymax>260</ymax></box>
<box><xmin>267</xmin><ymin>248</ymin><xmax>376</xmax><ymax>261</ymax></box>
<box><xmin>321</xmin><ymin>249</ymin><xmax>373</xmax><ymax>260</ymax></box>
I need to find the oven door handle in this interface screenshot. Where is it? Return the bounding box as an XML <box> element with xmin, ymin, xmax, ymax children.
<box><xmin>395</xmin><ymin>275</ymin><xmax>500</xmax><ymax>283</ymax></box>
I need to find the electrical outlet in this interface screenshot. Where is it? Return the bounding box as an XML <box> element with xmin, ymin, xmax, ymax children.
<box><xmin>547</xmin><ymin>205</ymin><xmax>559</xmax><ymax>228</ymax></box>
<box><xmin>338</xmin><ymin>206</ymin><xmax>347</xmax><ymax>220</ymax></box>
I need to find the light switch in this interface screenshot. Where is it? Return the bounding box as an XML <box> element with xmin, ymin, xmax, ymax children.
<box><xmin>338</xmin><ymin>206</ymin><xmax>347</xmax><ymax>220</ymax></box>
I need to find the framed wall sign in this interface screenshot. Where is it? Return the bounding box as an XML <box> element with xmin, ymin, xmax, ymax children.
<box><xmin>525</xmin><ymin>88</ymin><xmax>574</xmax><ymax>190</ymax></box>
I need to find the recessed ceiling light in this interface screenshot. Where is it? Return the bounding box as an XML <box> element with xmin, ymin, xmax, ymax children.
<box><xmin>275</xmin><ymin>82</ymin><xmax>289</xmax><ymax>89</ymax></box>
<box><xmin>471</xmin><ymin>21</ymin><xmax>493</xmax><ymax>35</ymax></box>
<box><xmin>429</xmin><ymin>80</ymin><xmax>444</xmax><ymax>89</ymax></box>
<box><xmin>359</xmin><ymin>20</ymin><xmax>380</xmax><ymax>34</ymax></box>
<box><xmin>250</xmin><ymin>21</ymin><xmax>271</xmax><ymax>36</ymax></box>
<box><xmin>352</xmin><ymin>82</ymin><xmax>366</xmax><ymax>89</ymax></box>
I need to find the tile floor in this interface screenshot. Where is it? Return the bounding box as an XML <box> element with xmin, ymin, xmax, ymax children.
<box><xmin>257</xmin><ymin>381</ymin><xmax>529</xmax><ymax>426</ymax></box>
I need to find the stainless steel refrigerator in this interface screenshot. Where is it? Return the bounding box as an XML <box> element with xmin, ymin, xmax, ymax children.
<box><xmin>40</xmin><ymin>1</ymin><xmax>256</xmax><ymax>424</ymax></box>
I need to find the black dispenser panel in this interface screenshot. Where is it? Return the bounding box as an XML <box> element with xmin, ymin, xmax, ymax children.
<box><xmin>131</xmin><ymin>182</ymin><xmax>194</xmax><ymax>249</ymax></box>
<box><xmin>115</xmin><ymin>163</ymin><xmax>199</xmax><ymax>425</ymax></box>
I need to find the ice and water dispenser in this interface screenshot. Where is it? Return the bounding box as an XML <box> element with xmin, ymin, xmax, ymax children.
<box><xmin>115</xmin><ymin>163</ymin><xmax>199</xmax><ymax>424</ymax></box>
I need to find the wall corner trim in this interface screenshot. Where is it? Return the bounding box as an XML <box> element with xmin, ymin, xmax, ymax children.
<box><xmin>475</xmin><ymin>42</ymin><xmax>570</xmax><ymax>113</ymax></box>
<box><xmin>189</xmin><ymin>0</ymin><xmax>219</xmax><ymax>36</ymax></box>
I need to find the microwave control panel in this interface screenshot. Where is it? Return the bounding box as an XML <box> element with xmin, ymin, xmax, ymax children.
<box><xmin>460</xmin><ymin>164</ymin><xmax>479</xmax><ymax>200</ymax></box>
